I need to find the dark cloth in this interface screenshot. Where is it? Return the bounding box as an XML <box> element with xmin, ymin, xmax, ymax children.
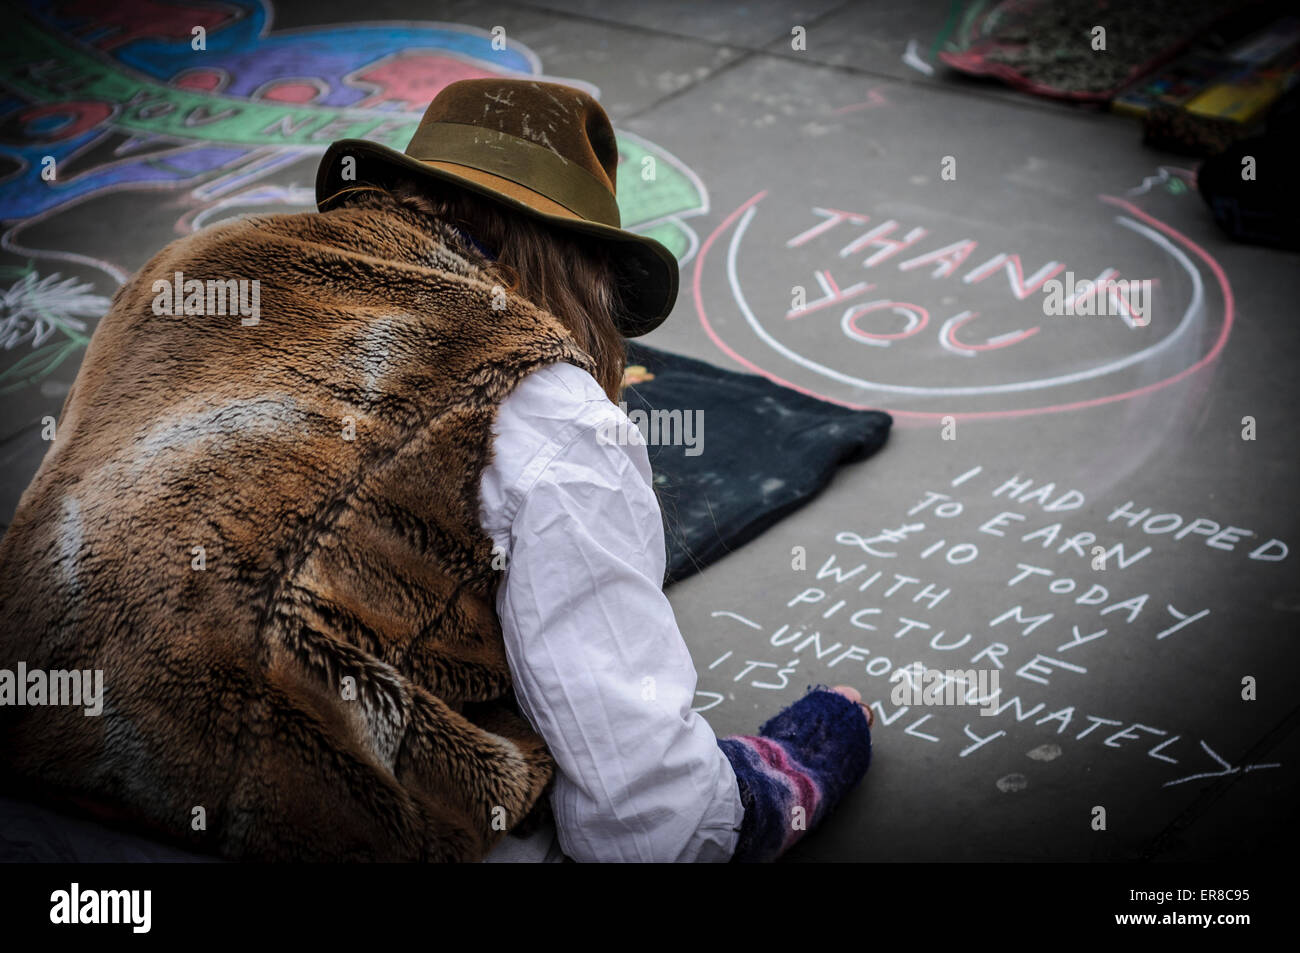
<box><xmin>0</xmin><ymin>795</ymin><xmax>215</xmax><ymax>863</ymax></box>
<box><xmin>624</xmin><ymin>342</ymin><xmax>892</xmax><ymax>585</ymax></box>
<box><xmin>1197</xmin><ymin>87</ymin><xmax>1300</xmax><ymax>250</ymax></box>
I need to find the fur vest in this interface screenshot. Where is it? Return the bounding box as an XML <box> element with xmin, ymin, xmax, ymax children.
<box><xmin>0</xmin><ymin>202</ymin><xmax>599</xmax><ymax>861</ymax></box>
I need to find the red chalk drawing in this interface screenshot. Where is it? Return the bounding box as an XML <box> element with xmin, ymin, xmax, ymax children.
<box><xmin>832</xmin><ymin>88</ymin><xmax>889</xmax><ymax>114</ymax></box>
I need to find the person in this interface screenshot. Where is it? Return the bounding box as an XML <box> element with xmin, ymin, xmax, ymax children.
<box><xmin>0</xmin><ymin>79</ymin><xmax>872</xmax><ymax>862</ymax></box>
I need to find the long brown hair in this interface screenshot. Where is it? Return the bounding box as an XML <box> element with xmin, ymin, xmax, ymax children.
<box><xmin>325</xmin><ymin>180</ymin><xmax>628</xmax><ymax>402</ymax></box>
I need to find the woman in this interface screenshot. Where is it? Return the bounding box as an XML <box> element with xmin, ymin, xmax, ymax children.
<box><xmin>0</xmin><ymin>79</ymin><xmax>871</xmax><ymax>862</ymax></box>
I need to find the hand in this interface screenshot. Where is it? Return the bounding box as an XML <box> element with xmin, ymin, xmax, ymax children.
<box><xmin>831</xmin><ymin>685</ymin><xmax>874</xmax><ymax>728</ymax></box>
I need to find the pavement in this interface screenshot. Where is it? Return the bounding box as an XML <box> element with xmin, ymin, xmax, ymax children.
<box><xmin>1</xmin><ymin>0</ymin><xmax>1296</xmax><ymax>862</ymax></box>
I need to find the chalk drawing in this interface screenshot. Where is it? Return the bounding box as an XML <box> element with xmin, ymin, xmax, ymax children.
<box><xmin>694</xmin><ymin>191</ymin><xmax>1234</xmax><ymax>421</ymax></box>
<box><xmin>0</xmin><ymin>266</ymin><xmax>102</xmax><ymax>394</ymax></box>
<box><xmin>1127</xmin><ymin>166</ymin><xmax>1198</xmax><ymax>197</ymax></box>
<box><xmin>695</xmin><ymin>462</ymin><xmax>1288</xmax><ymax>792</ymax></box>
<box><xmin>0</xmin><ymin>0</ymin><xmax>711</xmax><ymax>394</ymax></box>
<box><xmin>1163</xmin><ymin>740</ymin><xmax>1281</xmax><ymax>788</ymax></box>
<box><xmin>832</xmin><ymin>88</ymin><xmax>889</xmax><ymax>114</ymax></box>
<box><xmin>728</xmin><ymin>204</ymin><xmax>1201</xmax><ymax>394</ymax></box>
<box><xmin>902</xmin><ymin>39</ymin><xmax>935</xmax><ymax>77</ymax></box>
<box><xmin>939</xmin><ymin>311</ymin><xmax>1039</xmax><ymax>356</ymax></box>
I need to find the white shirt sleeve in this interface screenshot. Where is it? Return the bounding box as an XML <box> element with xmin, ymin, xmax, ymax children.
<box><xmin>478</xmin><ymin>362</ymin><xmax>743</xmax><ymax>862</ymax></box>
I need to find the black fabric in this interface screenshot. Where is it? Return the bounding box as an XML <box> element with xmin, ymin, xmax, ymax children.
<box><xmin>623</xmin><ymin>343</ymin><xmax>892</xmax><ymax>585</ymax></box>
<box><xmin>1197</xmin><ymin>86</ymin><xmax>1300</xmax><ymax>251</ymax></box>
<box><xmin>0</xmin><ymin>795</ymin><xmax>214</xmax><ymax>862</ymax></box>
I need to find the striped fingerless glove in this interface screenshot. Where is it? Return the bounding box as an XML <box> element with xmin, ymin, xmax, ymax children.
<box><xmin>718</xmin><ymin>687</ymin><xmax>872</xmax><ymax>863</ymax></box>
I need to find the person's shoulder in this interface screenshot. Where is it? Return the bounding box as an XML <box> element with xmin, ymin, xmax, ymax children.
<box><xmin>189</xmin><ymin>210</ymin><xmax>298</xmax><ymax>245</ymax></box>
<box><xmin>504</xmin><ymin>361</ymin><xmax>640</xmax><ymax>459</ymax></box>
<box><xmin>511</xmin><ymin>360</ymin><xmax>614</xmax><ymax>417</ymax></box>
<box><xmin>484</xmin><ymin>361</ymin><xmax>650</xmax><ymax>517</ymax></box>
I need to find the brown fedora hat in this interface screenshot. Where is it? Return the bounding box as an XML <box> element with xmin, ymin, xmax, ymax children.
<box><xmin>315</xmin><ymin>78</ymin><xmax>679</xmax><ymax>337</ymax></box>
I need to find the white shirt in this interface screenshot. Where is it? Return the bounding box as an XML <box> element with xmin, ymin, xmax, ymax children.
<box><xmin>477</xmin><ymin>361</ymin><xmax>744</xmax><ymax>862</ymax></box>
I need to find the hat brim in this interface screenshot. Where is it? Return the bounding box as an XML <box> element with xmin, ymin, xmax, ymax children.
<box><xmin>315</xmin><ymin>139</ymin><xmax>679</xmax><ymax>337</ymax></box>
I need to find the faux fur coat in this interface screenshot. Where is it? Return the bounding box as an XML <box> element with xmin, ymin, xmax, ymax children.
<box><xmin>0</xmin><ymin>202</ymin><xmax>599</xmax><ymax>861</ymax></box>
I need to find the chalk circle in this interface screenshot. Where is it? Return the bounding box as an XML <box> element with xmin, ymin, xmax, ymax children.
<box><xmin>694</xmin><ymin>190</ymin><xmax>1235</xmax><ymax>421</ymax></box>
<box><xmin>996</xmin><ymin>773</ymin><xmax>1029</xmax><ymax>793</ymax></box>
